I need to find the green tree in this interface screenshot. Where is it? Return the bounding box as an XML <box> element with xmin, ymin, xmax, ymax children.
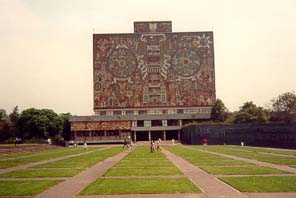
<box><xmin>271</xmin><ymin>91</ymin><xmax>296</xmax><ymax>123</ymax></box>
<box><xmin>0</xmin><ymin>109</ymin><xmax>11</xmax><ymax>142</ymax></box>
<box><xmin>59</xmin><ymin>113</ymin><xmax>71</xmax><ymax>141</ymax></box>
<box><xmin>18</xmin><ymin>108</ymin><xmax>63</xmax><ymax>140</ymax></box>
<box><xmin>211</xmin><ymin>99</ymin><xmax>229</xmax><ymax>122</ymax></box>
<box><xmin>9</xmin><ymin>106</ymin><xmax>20</xmax><ymax>137</ymax></box>
<box><xmin>234</xmin><ymin>102</ymin><xmax>270</xmax><ymax>123</ymax></box>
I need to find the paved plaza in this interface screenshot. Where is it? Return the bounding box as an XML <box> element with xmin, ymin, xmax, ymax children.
<box><xmin>0</xmin><ymin>144</ymin><xmax>296</xmax><ymax>198</ymax></box>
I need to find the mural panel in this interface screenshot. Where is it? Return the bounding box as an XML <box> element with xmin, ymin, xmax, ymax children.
<box><xmin>71</xmin><ymin>121</ymin><xmax>131</xmax><ymax>131</ymax></box>
<box><xmin>93</xmin><ymin>28</ymin><xmax>215</xmax><ymax>110</ymax></box>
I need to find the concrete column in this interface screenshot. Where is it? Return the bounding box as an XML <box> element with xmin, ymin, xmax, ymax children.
<box><xmin>178</xmin><ymin>130</ymin><xmax>181</xmax><ymax>141</ymax></box>
<box><xmin>104</xmin><ymin>130</ymin><xmax>107</xmax><ymax>136</ymax></box>
<box><xmin>148</xmin><ymin>131</ymin><xmax>151</xmax><ymax>141</ymax></box>
<box><xmin>179</xmin><ymin>119</ymin><xmax>183</xmax><ymax>126</ymax></box>
<box><xmin>134</xmin><ymin>131</ymin><xmax>137</xmax><ymax>142</ymax></box>
<box><xmin>163</xmin><ymin>131</ymin><xmax>166</xmax><ymax>141</ymax></box>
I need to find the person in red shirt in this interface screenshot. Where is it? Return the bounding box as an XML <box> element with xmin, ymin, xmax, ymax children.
<box><xmin>203</xmin><ymin>138</ymin><xmax>208</xmax><ymax>151</ymax></box>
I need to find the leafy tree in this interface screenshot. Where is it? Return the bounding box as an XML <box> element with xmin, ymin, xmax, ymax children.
<box><xmin>18</xmin><ymin>108</ymin><xmax>62</xmax><ymax>139</ymax></box>
<box><xmin>59</xmin><ymin>113</ymin><xmax>71</xmax><ymax>141</ymax></box>
<box><xmin>0</xmin><ymin>109</ymin><xmax>11</xmax><ymax>141</ymax></box>
<box><xmin>0</xmin><ymin>109</ymin><xmax>7</xmax><ymax>120</ymax></box>
<box><xmin>211</xmin><ymin>99</ymin><xmax>229</xmax><ymax>122</ymax></box>
<box><xmin>234</xmin><ymin>101</ymin><xmax>270</xmax><ymax>123</ymax></box>
<box><xmin>9</xmin><ymin>106</ymin><xmax>20</xmax><ymax>137</ymax></box>
<box><xmin>271</xmin><ymin>91</ymin><xmax>296</xmax><ymax>123</ymax></box>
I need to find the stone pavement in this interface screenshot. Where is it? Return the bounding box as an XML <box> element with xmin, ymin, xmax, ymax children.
<box><xmin>38</xmin><ymin>149</ymin><xmax>131</xmax><ymax>198</ymax></box>
<box><xmin>162</xmin><ymin>148</ymin><xmax>248</xmax><ymax>198</ymax></box>
<box><xmin>0</xmin><ymin>147</ymin><xmax>109</xmax><ymax>174</ymax></box>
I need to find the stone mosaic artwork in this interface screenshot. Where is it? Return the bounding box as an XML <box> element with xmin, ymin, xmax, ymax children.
<box><xmin>71</xmin><ymin>121</ymin><xmax>131</xmax><ymax>131</ymax></box>
<box><xmin>93</xmin><ymin>24</ymin><xmax>215</xmax><ymax>110</ymax></box>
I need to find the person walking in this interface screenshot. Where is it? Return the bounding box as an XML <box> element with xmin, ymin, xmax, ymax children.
<box><xmin>150</xmin><ymin>140</ymin><xmax>155</xmax><ymax>153</ymax></box>
<box><xmin>156</xmin><ymin>139</ymin><xmax>161</xmax><ymax>151</ymax></box>
<box><xmin>123</xmin><ymin>138</ymin><xmax>129</xmax><ymax>149</ymax></box>
<box><xmin>203</xmin><ymin>138</ymin><xmax>208</xmax><ymax>151</ymax></box>
<box><xmin>83</xmin><ymin>141</ymin><xmax>88</xmax><ymax>150</ymax></box>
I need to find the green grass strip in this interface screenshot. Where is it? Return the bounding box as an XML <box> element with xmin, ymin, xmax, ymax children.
<box><xmin>104</xmin><ymin>167</ymin><xmax>182</xmax><ymax>176</ymax></box>
<box><xmin>165</xmin><ymin>146</ymin><xmax>252</xmax><ymax>166</ymax></box>
<box><xmin>34</xmin><ymin>147</ymin><xmax>122</xmax><ymax>169</ymax></box>
<box><xmin>116</xmin><ymin>159</ymin><xmax>173</xmax><ymax>167</ymax></box>
<box><xmin>227</xmin><ymin>145</ymin><xmax>296</xmax><ymax>157</ymax></box>
<box><xmin>204</xmin><ymin>146</ymin><xmax>296</xmax><ymax>165</ymax></box>
<box><xmin>0</xmin><ymin>169</ymin><xmax>81</xmax><ymax>178</ymax></box>
<box><xmin>220</xmin><ymin>176</ymin><xmax>296</xmax><ymax>192</ymax></box>
<box><xmin>0</xmin><ymin>180</ymin><xmax>62</xmax><ymax>196</ymax></box>
<box><xmin>80</xmin><ymin>178</ymin><xmax>201</xmax><ymax>195</ymax></box>
<box><xmin>201</xmin><ymin>166</ymin><xmax>291</xmax><ymax>175</ymax></box>
<box><xmin>0</xmin><ymin>147</ymin><xmax>99</xmax><ymax>169</ymax></box>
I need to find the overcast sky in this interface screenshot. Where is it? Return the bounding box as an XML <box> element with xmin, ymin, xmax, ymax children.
<box><xmin>0</xmin><ymin>0</ymin><xmax>295</xmax><ymax>115</ymax></box>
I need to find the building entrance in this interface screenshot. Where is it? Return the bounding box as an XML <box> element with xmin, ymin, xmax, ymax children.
<box><xmin>135</xmin><ymin>131</ymin><xmax>149</xmax><ymax>141</ymax></box>
<box><xmin>151</xmin><ymin>131</ymin><xmax>163</xmax><ymax>141</ymax></box>
<box><xmin>166</xmin><ymin>130</ymin><xmax>178</xmax><ymax>140</ymax></box>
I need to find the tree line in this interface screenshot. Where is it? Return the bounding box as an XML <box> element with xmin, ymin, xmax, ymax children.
<box><xmin>0</xmin><ymin>107</ymin><xmax>70</xmax><ymax>143</ymax></box>
<box><xmin>211</xmin><ymin>91</ymin><xmax>296</xmax><ymax>124</ymax></box>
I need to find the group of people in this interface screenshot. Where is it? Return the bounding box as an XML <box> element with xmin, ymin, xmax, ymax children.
<box><xmin>150</xmin><ymin>138</ymin><xmax>161</xmax><ymax>152</ymax></box>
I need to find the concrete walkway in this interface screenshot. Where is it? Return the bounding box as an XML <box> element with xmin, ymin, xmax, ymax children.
<box><xmin>0</xmin><ymin>147</ymin><xmax>109</xmax><ymax>174</ymax></box>
<box><xmin>38</xmin><ymin>150</ymin><xmax>131</xmax><ymax>198</ymax></box>
<box><xmin>162</xmin><ymin>148</ymin><xmax>248</xmax><ymax>198</ymax></box>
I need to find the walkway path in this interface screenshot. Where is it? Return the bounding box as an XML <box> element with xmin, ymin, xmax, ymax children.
<box><xmin>0</xmin><ymin>147</ymin><xmax>108</xmax><ymax>174</ymax></box>
<box><xmin>162</xmin><ymin>148</ymin><xmax>248</xmax><ymax>198</ymax></box>
<box><xmin>38</xmin><ymin>150</ymin><xmax>131</xmax><ymax>198</ymax></box>
<box><xmin>185</xmin><ymin>146</ymin><xmax>296</xmax><ymax>174</ymax></box>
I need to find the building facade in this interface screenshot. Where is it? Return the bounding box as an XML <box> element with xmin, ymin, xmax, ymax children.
<box><xmin>70</xmin><ymin>21</ymin><xmax>215</xmax><ymax>143</ymax></box>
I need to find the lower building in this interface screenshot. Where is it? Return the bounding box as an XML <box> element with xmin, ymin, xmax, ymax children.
<box><xmin>69</xmin><ymin>107</ymin><xmax>211</xmax><ymax>144</ymax></box>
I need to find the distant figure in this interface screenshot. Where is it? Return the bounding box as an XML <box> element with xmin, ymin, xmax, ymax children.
<box><xmin>47</xmin><ymin>138</ymin><xmax>52</xmax><ymax>145</ymax></box>
<box><xmin>241</xmin><ymin>141</ymin><xmax>244</xmax><ymax>147</ymax></box>
<box><xmin>156</xmin><ymin>139</ymin><xmax>161</xmax><ymax>151</ymax></box>
<box><xmin>172</xmin><ymin>139</ymin><xmax>175</xmax><ymax>145</ymax></box>
<box><xmin>73</xmin><ymin>141</ymin><xmax>77</xmax><ymax>148</ymax></box>
<box><xmin>123</xmin><ymin>139</ymin><xmax>129</xmax><ymax>149</ymax></box>
<box><xmin>15</xmin><ymin>137</ymin><xmax>18</xmax><ymax>146</ymax></box>
<box><xmin>129</xmin><ymin>140</ymin><xmax>133</xmax><ymax>149</ymax></box>
<box><xmin>203</xmin><ymin>138</ymin><xmax>208</xmax><ymax>151</ymax></box>
<box><xmin>150</xmin><ymin>140</ymin><xmax>155</xmax><ymax>152</ymax></box>
<box><xmin>83</xmin><ymin>141</ymin><xmax>88</xmax><ymax>150</ymax></box>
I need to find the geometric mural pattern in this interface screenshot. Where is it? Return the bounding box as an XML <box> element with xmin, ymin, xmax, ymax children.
<box><xmin>93</xmin><ymin>22</ymin><xmax>215</xmax><ymax>110</ymax></box>
<box><xmin>71</xmin><ymin>121</ymin><xmax>131</xmax><ymax>131</ymax></box>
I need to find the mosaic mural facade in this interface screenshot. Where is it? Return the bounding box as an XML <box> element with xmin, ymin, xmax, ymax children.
<box><xmin>71</xmin><ymin>121</ymin><xmax>131</xmax><ymax>131</ymax></box>
<box><xmin>93</xmin><ymin>22</ymin><xmax>215</xmax><ymax>110</ymax></box>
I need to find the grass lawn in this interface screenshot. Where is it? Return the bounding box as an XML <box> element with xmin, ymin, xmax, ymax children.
<box><xmin>165</xmin><ymin>146</ymin><xmax>252</xmax><ymax>166</ymax></box>
<box><xmin>104</xmin><ymin>167</ymin><xmax>182</xmax><ymax>176</ymax></box>
<box><xmin>0</xmin><ymin>147</ymin><xmax>100</xmax><ymax>169</ymax></box>
<box><xmin>0</xmin><ymin>169</ymin><xmax>81</xmax><ymax>178</ymax></box>
<box><xmin>0</xmin><ymin>147</ymin><xmax>64</xmax><ymax>160</ymax></box>
<box><xmin>200</xmin><ymin>166</ymin><xmax>291</xmax><ymax>175</ymax></box>
<box><xmin>80</xmin><ymin>178</ymin><xmax>201</xmax><ymax>195</ymax></box>
<box><xmin>203</xmin><ymin>146</ymin><xmax>296</xmax><ymax>165</ymax></box>
<box><xmin>0</xmin><ymin>180</ymin><xmax>62</xmax><ymax>196</ymax></box>
<box><xmin>34</xmin><ymin>147</ymin><xmax>122</xmax><ymax>169</ymax></box>
<box><xmin>226</xmin><ymin>145</ymin><xmax>296</xmax><ymax>157</ymax></box>
<box><xmin>220</xmin><ymin>176</ymin><xmax>296</xmax><ymax>192</ymax></box>
<box><xmin>115</xmin><ymin>160</ymin><xmax>173</xmax><ymax>167</ymax></box>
